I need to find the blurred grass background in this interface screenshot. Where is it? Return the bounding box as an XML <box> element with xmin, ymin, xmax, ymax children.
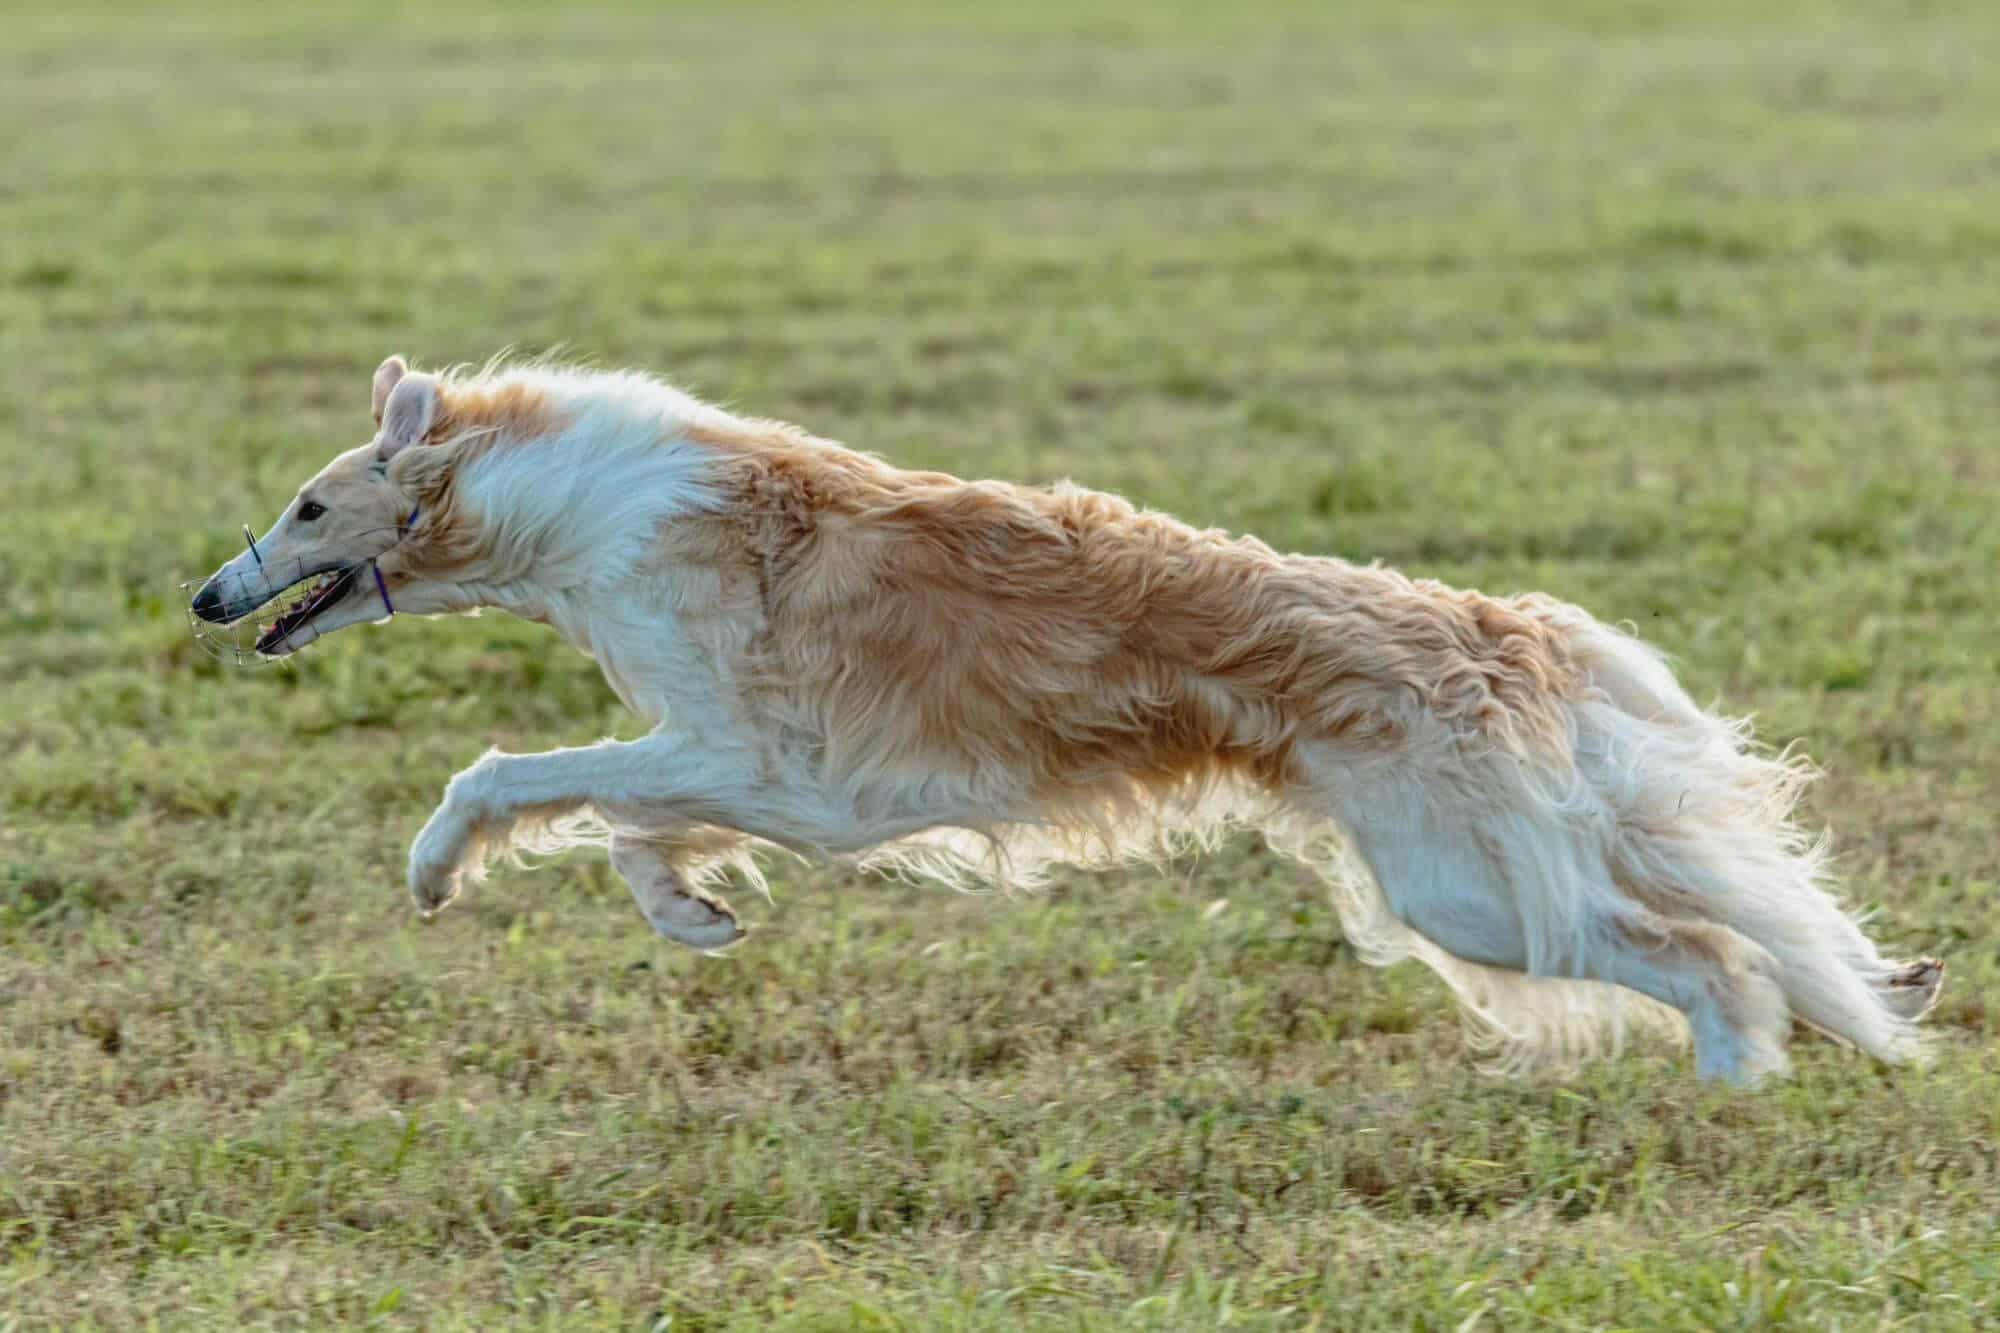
<box><xmin>3</xmin><ymin>2</ymin><xmax>1999</xmax><ymax>1327</ymax></box>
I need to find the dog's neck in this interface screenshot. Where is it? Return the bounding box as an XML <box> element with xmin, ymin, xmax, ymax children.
<box><xmin>437</xmin><ymin>373</ymin><xmax>732</xmax><ymax>574</ymax></box>
<box><xmin>426</xmin><ymin>378</ymin><xmax>743</xmax><ymax>721</ymax></box>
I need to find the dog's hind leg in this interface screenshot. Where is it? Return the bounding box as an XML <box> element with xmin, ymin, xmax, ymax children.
<box><xmin>1322</xmin><ymin>783</ymin><xmax>1645</xmax><ymax>1070</ymax></box>
<box><xmin>1579</xmin><ymin>911</ymin><xmax>1789</xmax><ymax>1083</ymax></box>
<box><xmin>1333</xmin><ymin>778</ymin><xmax>1785</xmax><ymax>1080</ymax></box>
<box><xmin>609</xmin><ymin>832</ymin><xmax>745</xmax><ymax>950</ymax></box>
<box><xmin>1329</xmin><ymin>788</ymin><xmax>1531</xmax><ymax>974</ymax></box>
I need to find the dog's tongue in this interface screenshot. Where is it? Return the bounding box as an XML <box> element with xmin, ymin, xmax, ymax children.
<box><xmin>256</xmin><ymin>605</ymin><xmax>304</xmax><ymax>655</ymax></box>
<box><xmin>253</xmin><ymin>572</ymin><xmax>340</xmax><ymax>655</ymax></box>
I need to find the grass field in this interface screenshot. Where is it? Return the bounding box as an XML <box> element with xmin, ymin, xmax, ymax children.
<box><xmin>5</xmin><ymin>1</ymin><xmax>2000</xmax><ymax>1326</ymax></box>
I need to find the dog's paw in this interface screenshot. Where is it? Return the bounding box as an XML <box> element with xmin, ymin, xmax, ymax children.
<box><xmin>640</xmin><ymin>882</ymin><xmax>746</xmax><ymax>951</ymax></box>
<box><xmin>1882</xmin><ymin>957</ymin><xmax>1946</xmax><ymax>1021</ymax></box>
<box><xmin>407</xmin><ymin>810</ymin><xmax>471</xmax><ymax>915</ymax></box>
<box><xmin>408</xmin><ymin>858</ymin><xmax>463</xmax><ymax>916</ymax></box>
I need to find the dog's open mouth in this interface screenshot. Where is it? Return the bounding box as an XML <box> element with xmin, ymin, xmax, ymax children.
<box><xmin>254</xmin><ymin>567</ymin><xmax>358</xmax><ymax>655</ymax></box>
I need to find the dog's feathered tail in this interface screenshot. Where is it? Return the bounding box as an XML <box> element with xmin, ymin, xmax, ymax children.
<box><xmin>1566</xmin><ymin>617</ymin><xmax>1939</xmax><ymax>1062</ymax></box>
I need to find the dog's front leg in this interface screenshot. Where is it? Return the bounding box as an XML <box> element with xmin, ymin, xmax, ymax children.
<box><xmin>408</xmin><ymin>736</ymin><xmax>739</xmax><ymax>914</ymax></box>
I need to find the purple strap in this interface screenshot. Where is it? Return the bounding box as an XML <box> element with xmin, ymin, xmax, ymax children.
<box><xmin>373</xmin><ymin>504</ymin><xmax>420</xmax><ymax>618</ymax></box>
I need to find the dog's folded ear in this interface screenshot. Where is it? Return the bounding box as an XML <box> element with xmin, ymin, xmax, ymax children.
<box><xmin>378</xmin><ymin>369</ymin><xmax>442</xmax><ymax>461</ymax></box>
<box><xmin>372</xmin><ymin>355</ymin><xmax>409</xmax><ymax>426</ymax></box>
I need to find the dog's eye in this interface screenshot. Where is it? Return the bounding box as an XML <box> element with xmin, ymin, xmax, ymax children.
<box><xmin>296</xmin><ymin>501</ymin><xmax>326</xmax><ymax>522</ymax></box>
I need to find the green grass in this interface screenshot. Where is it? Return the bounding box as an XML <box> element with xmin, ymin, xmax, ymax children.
<box><xmin>5</xmin><ymin>1</ymin><xmax>2000</xmax><ymax>1326</ymax></box>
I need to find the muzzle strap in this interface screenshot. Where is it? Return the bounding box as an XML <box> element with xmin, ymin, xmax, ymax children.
<box><xmin>372</xmin><ymin>503</ymin><xmax>421</xmax><ymax>618</ymax></box>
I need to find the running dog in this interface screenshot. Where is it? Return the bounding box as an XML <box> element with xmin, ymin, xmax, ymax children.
<box><xmin>191</xmin><ymin>355</ymin><xmax>1944</xmax><ymax>1081</ymax></box>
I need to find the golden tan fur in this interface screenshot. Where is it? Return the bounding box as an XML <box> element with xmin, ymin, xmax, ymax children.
<box><xmin>429</xmin><ymin>379</ymin><xmax>561</xmax><ymax>449</ymax></box>
<box><xmin>692</xmin><ymin>416</ymin><xmax>1586</xmax><ymax>823</ymax></box>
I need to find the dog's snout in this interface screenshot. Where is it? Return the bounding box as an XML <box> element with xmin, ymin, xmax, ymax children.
<box><xmin>191</xmin><ymin>579</ymin><xmax>227</xmax><ymax>623</ymax></box>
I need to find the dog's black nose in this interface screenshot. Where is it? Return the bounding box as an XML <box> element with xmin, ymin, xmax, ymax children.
<box><xmin>191</xmin><ymin>580</ymin><xmax>226</xmax><ymax>623</ymax></box>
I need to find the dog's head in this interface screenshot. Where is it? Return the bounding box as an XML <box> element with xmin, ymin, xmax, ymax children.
<box><xmin>190</xmin><ymin>356</ymin><xmax>471</xmax><ymax>657</ymax></box>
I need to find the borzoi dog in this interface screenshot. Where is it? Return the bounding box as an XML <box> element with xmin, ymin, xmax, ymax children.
<box><xmin>191</xmin><ymin>355</ymin><xmax>1943</xmax><ymax>1082</ymax></box>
